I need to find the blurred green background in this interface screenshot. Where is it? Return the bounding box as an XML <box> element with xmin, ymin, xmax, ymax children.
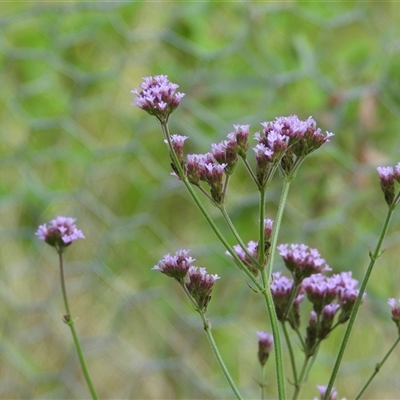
<box><xmin>1</xmin><ymin>1</ymin><xmax>400</xmax><ymax>399</ymax></box>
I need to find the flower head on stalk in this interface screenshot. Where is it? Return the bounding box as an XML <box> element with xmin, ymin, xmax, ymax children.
<box><xmin>211</xmin><ymin>138</ymin><xmax>238</xmax><ymax>175</ymax></box>
<box><xmin>388</xmin><ymin>298</ymin><xmax>400</xmax><ymax>332</ymax></box>
<box><xmin>167</xmin><ymin>134</ymin><xmax>189</xmax><ymax>164</ymax></box>
<box><xmin>36</xmin><ymin>216</ymin><xmax>85</xmax><ymax>253</ymax></box>
<box><xmin>377</xmin><ymin>165</ymin><xmax>396</xmax><ymax>206</ymax></box>
<box><xmin>270</xmin><ymin>272</ymin><xmax>304</xmax><ymax>328</ymax></box>
<box><xmin>185</xmin><ymin>266</ymin><xmax>220</xmax><ymax>312</ymax></box>
<box><xmin>132</xmin><ymin>75</ymin><xmax>185</xmax><ymax>123</ymax></box>
<box><xmin>314</xmin><ymin>385</ymin><xmax>346</xmax><ymax>400</ymax></box>
<box><xmin>228</xmin><ymin>124</ymin><xmax>250</xmax><ymax>159</ymax></box>
<box><xmin>256</xmin><ymin>115</ymin><xmax>333</xmax><ymax>178</ymax></box>
<box><xmin>264</xmin><ymin>219</ymin><xmax>274</xmax><ymax>242</ymax></box>
<box><xmin>278</xmin><ymin>243</ymin><xmax>331</xmax><ymax>284</ymax></box>
<box><xmin>257</xmin><ymin>331</ymin><xmax>274</xmax><ymax>366</ymax></box>
<box><xmin>302</xmin><ymin>272</ymin><xmax>362</xmax><ymax>322</ymax></box>
<box><xmin>202</xmin><ymin>162</ymin><xmax>227</xmax><ymax>205</ymax></box>
<box><xmin>153</xmin><ymin>249</ymin><xmax>195</xmax><ymax>282</ymax></box>
<box><xmin>226</xmin><ymin>240</ymin><xmax>258</xmax><ymax>276</ymax></box>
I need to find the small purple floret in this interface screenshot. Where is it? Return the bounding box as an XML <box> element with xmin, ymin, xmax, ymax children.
<box><xmin>36</xmin><ymin>216</ymin><xmax>85</xmax><ymax>252</ymax></box>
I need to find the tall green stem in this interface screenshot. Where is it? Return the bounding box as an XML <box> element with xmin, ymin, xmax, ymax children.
<box><xmin>261</xmin><ymin>268</ymin><xmax>286</xmax><ymax>400</ymax></box>
<box><xmin>281</xmin><ymin>322</ymin><xmax>298</xmax><ymax>386</ymax></box>
<box><xmin>181</xmin><ymin>283</ymin><xmax>244</xmax><ymax>400</ymax></box>
<box><xmin>257</xmin><ymin>179</ymin><xmax>292</xmax><ymax>400</ymax></box>
<box><xmin>354</xmin><ymin>336</ymin><xmax>400</xmax><ymax>399</ymax></box>
<box><xmin>202</xmin><ymin>315</ymin><xmax>244</xmax><ymax>400</ymax></box>
<box><xmin>267</xmin><ymin>180</ymin><xmax>291</xmax><ymax>281</ymax></box>
<box><xmin>58</xmin><ymin>252</ymin><xmax>99</xmax><ymax>400</ymax></box>
<box><xmin>292</xmin><ymin>355</ymin><xmax>311</xmax><ymax>400</ymax></box>
<box><xmin>323</xmin><ymin>207</ymin><xmax>395</xmax><ymax>400</ymax></box>
<box><xmin>258</xmin><ymin>188</ymin><xmax>266</xmax><ymax>266</ymax></box>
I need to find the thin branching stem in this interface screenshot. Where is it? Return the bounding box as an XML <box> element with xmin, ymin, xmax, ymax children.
<box><xmin>354</xmin><ymin>336</ymin><xmax>400</xmax><ymax>399</ymax></box>
<box><xmin>58</xmin><ymin>252</ymin><xmax>99</xmax><ymax>400</ymax></box>
<box><xmin>323</xmin><ymin>206</ymin><xmax>395</xmax><ymax>400</ymax></box>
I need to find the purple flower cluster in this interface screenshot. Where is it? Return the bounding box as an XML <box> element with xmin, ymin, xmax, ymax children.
<box><xmin>270</xmin><ymin>272</ymin><xmax>304</xmax><ymax>329</ymax></box>
<box><xmin>153</xmin><ymin>249</ymin><xmax>195</xmax><ymax>281</ymax></box>
<box><xmin>132</xmin><ymin>75</ymin><xmax>185</xmax><ymax>122</ymax></box>
<box><xmin>257</xmin><ymin>115</ymin><xmax>334</xmax><ymax>153</ymax></box>
<box><xmin>185</xmin><ymin>266</ymin><xmax>220</xmax><ymax>312</ymax></box>
<box><xmin>303</xmin><ymin>271</ymin><xmax>361</xmax><ymax>354</ymax></box>
<box><xmin>257</xmin><ymin>331</ymin><xmax>274</xmax><ymax>366</ymax></box>
<box><xmin>254</xmin><ymin>115</ymin><xmax>334</xmax><ymax>181</ymax></box>
<box><xmin>211</xmin><ymin>124</ymin><xmax>249</xmax><ymax>173</ymax></box>
<box><xmin>302</xmin><ymin>272</ymin><xmax>361</xmax><ymax>350</ymax></box>
<box><xmin>133</xmin><ymin>76</ymin><xmax>334</xmax><ymax>193</ymax></box>
<box><xmin>36</xmin><ymin>216</ymin><xmax>85</xmax><ymax>252</ymax></box>
<box><xmin>154</xmin><ymin>250</ymin><xmax>219</xmax><ymax>311</ymax></box>
<box><xmin>278</xmin><ymin>243</ymin><xmax>331</xmax><ymax>284</ymax></box>
<box><xmin>271</xmin><ymin>243</ymin><xmax>361</xmax><ymax>353</ymax></box>
<box><xmin>377</xmin><ymin>162</ymin><xmax>400</xmax><ymax>206</ymax></box>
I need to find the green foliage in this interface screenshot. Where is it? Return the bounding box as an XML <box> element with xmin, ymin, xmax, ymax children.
<box><xmin>1</xmin><ymin>2</ymin><xmax>400</xmax><ymax>399</ymax></box>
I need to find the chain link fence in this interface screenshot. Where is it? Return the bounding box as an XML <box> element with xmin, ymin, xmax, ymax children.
<box><xmin>1</xmin><ymin>2</ymin><xmax>400</xmax><ymax>398</ymax></box>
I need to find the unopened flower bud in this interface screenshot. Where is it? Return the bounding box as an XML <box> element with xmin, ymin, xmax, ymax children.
<box><xmin>305</xmin><ymin>310</ymin><xmax>318</xmax><ymax>356</ymax></box>
<box><xmin>377</xmin><ymin>166</ymin><xmax>395</xmax><ymax>206</ymax></box>
<box><xmin>257</xmin><ymin>331</ymin><xmax>274</xmax><ymax>366</ymax></box>
<box><xmin>388</xmin><ymin>298</ymin><xmax>400</xmax><ymax>333</ymax></box>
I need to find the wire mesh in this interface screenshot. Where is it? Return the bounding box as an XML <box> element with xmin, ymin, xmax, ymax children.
<box><xmin>1</xmin><ymin>2</ymin><xmax>400</xmax><ymax>399</ymax></box>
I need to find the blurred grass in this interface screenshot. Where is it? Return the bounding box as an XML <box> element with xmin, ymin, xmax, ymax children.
<box><xmin>1</xmin><ymin>1</ymin><xmax>400</xmax><ymax>399</ymax></box>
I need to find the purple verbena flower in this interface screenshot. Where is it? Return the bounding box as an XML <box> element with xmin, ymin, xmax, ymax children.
<box><xmin>388</xmin><ymin>298</ymin><xmax>400</xmax><ymax>331</ymax></box>
<box><xmin>256</xmin><ymin>115</ymin><xmax>333</xmax><ymax>178</ymax></box>
<box><xmin>319</xmin><ymin>303</ymin><xmax>341</xmax><ymax>339</ymax></box>
<box><xmin>278</xmin><ymin>243</ymin><xmax>331</xmax><ymax>283</ymax></box>
<box><xmin>211</xmin><ymin>142</ymin><xmax>227</xmax><ymax>164</ymax></box>
<box><xmin>377</xmin><ymin>165</ymin><xmax>395</xmax><ymax>205</ymax></box>
<box><xmin>202</xmin><ymin>162</ymin><xmax>226</xmax><ymax>204</ymax></box>
<box><xmin>257</xmin><ymin>331</ymin><xmax>274</xmax><ymax>366</ymax></box>
<box><xmin>303</xmin><ymin>271</ymin><xmax>362</xmax><ymax>324</ymax></box>
<box><xmin>395</xmin><ymin>162</ymin><xmax>400</xmax><ymax>182</ymax></box>
<box><xmin>227</xmin><ymin>241</ymin><xmax>258</xmax><ymax>275</ymax></box>
<box><xmin>334</xmin><ymin>272</ymin><xmax>359</xmax><ymax>305</ymax></box>
<box><xmin>153</xmin><ymin>249</ymin><xmax>194</xmax><ymax>281</ymax></box>
<box><xmin>388</xmin><ymin>298</ymin><xmax>400</xmax><ymax>320</ymax></box>
<box><xmin>253</xmin><ymin>143</ymin><xmax>274</xmax><ymax>187</ymax></box>
<box><xmin>228</xmin><ymin>124</ymin><xmax>249</xmax><ymax>158</ymax></box>
<box><xmin>270</xmin><ymin>272</ymin><xmax>295</xmax><ymax>321</ymax></box>
<box><xmin>132</xmin><ymin>75</ymin><xmax>185</xmax><ymax>122</ymax></box>
<box><xmin>36</xmin><ymin>216</ymin><xmax>85</xmax><ymax>252</ymax></box>
<box><xmin>167</xmin><ymin>134</ymin><xmax>188</xmax><ymax>162</ymax></box>
<box><xmin>377</xmin><ymin>166</ymin><xmax>394</xmax><ymax>181</ymax></box>
<box><xmin>264</xmin><ymin>219</ymin><xmax>274</xmax><ymax>241</ymax></box>
<box><xmin>302</xmin><ymin>274</ymin><xmax>338</xmax><ymax>314</ymax></box>
<box><xmin>186</xmin><ymin>154</ymin><xmax>205</xmax><ymax>185</ymax></box>
<box><xmin>185</xmin><ymin>266</ymin><xmax>220</xmax><ymax>311</ymax></box>
<box><xmin>211</xmin><ymin>135</ymin><xmax>239</xmax><ymax>175</ymax></box>
<box><xmin>315</xmin><ymin>385</ymin><xmax>346</xmax><ymax>400</ymax></box>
